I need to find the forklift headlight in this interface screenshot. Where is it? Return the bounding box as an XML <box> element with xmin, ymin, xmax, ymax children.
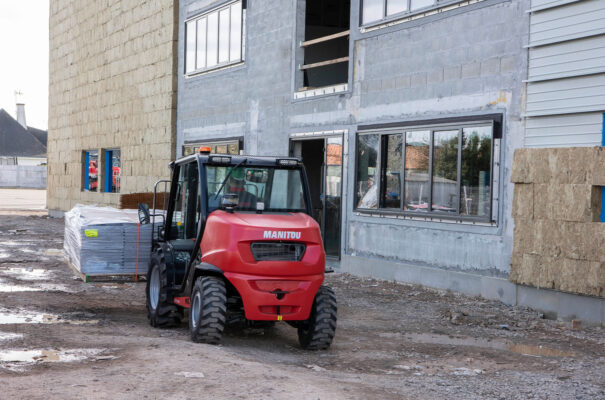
<box><xmin>210</xmin><ymin>156</ymin><xmax>232</xmax><ymax>164</ymax></box>
<box><xmin>276</xmin><ymin>159</ymin><xmax>299</xmax><ymax>166</ymax></box>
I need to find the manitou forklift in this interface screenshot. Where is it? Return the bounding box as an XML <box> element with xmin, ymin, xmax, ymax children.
<box><xmin>138</xmin><ymin>148</ymin><xmax>337</xmax><ymax>350</ymax></box>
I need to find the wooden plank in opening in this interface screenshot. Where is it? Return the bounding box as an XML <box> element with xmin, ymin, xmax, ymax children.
<box><xmin>300</xmin><ymin>56</ymin><xmax>349</xmax><ymax>70</ymax></box>
<box><xmin>301</xmin><ymin>30</ymin><xmax>350</xmax><ymax>47</ymax></box>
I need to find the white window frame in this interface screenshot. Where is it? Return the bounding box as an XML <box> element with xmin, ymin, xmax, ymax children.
<box><xmin>185</xmin><ymin>0</ymin><xmax>245</xmax><ymax>76</ymax></box>
<box><xmin>360</xmin><ymin>0</ymin><xmax>470</xmax><ymax>28</ymax></box>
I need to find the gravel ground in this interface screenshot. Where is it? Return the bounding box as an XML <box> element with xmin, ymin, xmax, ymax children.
<box><xmin>0</xmin><ymin>213</ymin><xmax>603</xmax><ymax>399</ymax></box>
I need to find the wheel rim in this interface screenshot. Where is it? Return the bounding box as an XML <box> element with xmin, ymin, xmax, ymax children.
<box><xmin>149</xmin><ymin>266</ymin><xmax>160</xmax><ymax>310</ymax></box>
<box><xmin>191</xmin><ymin>291</ymin><xmax>201</xmax><ymax>329</ymax></box>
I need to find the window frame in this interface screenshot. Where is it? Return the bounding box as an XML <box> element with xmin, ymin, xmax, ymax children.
<box><xmin>102</xmin><ymin>148</ymin><xmax>121</xmax><ymax>194</ymax></box>
<box><xmin>359</xmin><ymin>0</ymin><xmax>467</xmax><ymax>28</ymax></box>
<box><xmin>184</xmin><ymin>0</ymin><xmax>246</xmax><ymax>76</ymax></box>
<box><xmin>82</xmin><ymin>150</ymin><xmax>99</xmax><ymax>192</ymax></box>
<box><xmin>354</xmin><ymin>117</ymin><xmax>501</xmax><ymax>224</ymax></box>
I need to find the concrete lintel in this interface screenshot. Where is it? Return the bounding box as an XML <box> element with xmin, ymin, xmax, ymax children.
<box><xmin>342</xmin><ymin>254</ymin><xmax>605</xmax><ymax>326</ymax></box>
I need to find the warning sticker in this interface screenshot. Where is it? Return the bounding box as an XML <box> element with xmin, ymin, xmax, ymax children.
<box><xmin>84</xmin><ymin>229</ymin><xmax>98</xmax><ymax>238</ymax></box>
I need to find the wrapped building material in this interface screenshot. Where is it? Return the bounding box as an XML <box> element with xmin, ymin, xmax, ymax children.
<box><xmin>64</xmin><ymin>204</ymin><xmax>157</xmax><ymax>276</ymax></box>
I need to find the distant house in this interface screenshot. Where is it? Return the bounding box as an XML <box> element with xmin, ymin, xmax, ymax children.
<box><xmin>0</xmin><ymin>108</ymin><xmax>47</xmax><ymax>166</ymax></box>
<box><xmin>0</xmin><ymin>106</ymin><xmax>47</xmax><ymax>189</ymax></box>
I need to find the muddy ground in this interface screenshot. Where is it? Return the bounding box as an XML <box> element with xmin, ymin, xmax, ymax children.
<box><xmin>0</xmin><ymin>212</ymin><xmax>604</xmax><ymax>399</ymax></box>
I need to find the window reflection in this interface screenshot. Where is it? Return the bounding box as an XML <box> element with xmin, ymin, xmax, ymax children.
<box><xmin>461</xmin><ymin>126</ymin><xmax>492</xmax><ymax>216</ymax></box>
<box><xmin>387</xmin><ymin>0</ymin><xmax>408</xmax><ymax>15</ymax></box>
<box><xmin>431</xmin><ymin>130</ymin><xmax>458</xmax><ymax>213</ymax></box>
<box><xmin>404</xmin><ymin>131</ymin><xmax>430</xmax><ymax>211</ymax></box>
<box><xmin>411</xmin><ymin>0</ymin><xmax>434</xmax><ymax>10</ymax></box>
<box><xmin>356</xmin><ymin>134</ymin><xmax>380</xmax><ymax>209</ymax></box>
<box><xmin>362</xmin><ymin>0</ymin><xmax>384</xmax><ymax>24</ymax></box>
<box><xmin>383</xmin><ymin>134</ymin><xmax>402</xmax><ymax>208</ymax></box>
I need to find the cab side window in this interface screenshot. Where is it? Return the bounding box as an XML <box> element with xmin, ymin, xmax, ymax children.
<box><xmin>173</xmin><ymin>162</ymin><xmax>200</xmax><ymax>239</ymax></box>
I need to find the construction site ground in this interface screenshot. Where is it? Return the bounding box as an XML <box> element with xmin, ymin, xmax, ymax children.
<box><xmin>0</xmin><ymin>208</ymin><xmax>604</xmax><ymax>399</ymax></box>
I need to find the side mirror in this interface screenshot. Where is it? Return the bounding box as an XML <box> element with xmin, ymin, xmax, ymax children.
<box><xmin>138</xmin><ymin>203</ymin><xmax>150</xmax><ymax>224</ymax></box>
<box><xmin>220</xmin><ymin>194</ymin><xmax>238</xmax><ymax>211</ymax></box>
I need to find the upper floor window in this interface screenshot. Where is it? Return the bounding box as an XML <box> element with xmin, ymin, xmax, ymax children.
<box><xmin>355</xmin><ymin>118</ymin><xmax>501</xmax><ymax>223</ymax></box>
<box><xmin>185</xmin><ymin>0</ymin><xmax>245</xmax><ymax>75</ymax></box>
<box><xmin>361</xmin><ymin>0</ymin><xmax>459</xmax><ymax>26</ymax></box>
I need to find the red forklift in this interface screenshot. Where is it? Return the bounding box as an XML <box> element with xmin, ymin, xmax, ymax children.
<box><xmin>138</xmin><ymin>148</ymin><xmax>337</xmax><ymax>349</ymax></box>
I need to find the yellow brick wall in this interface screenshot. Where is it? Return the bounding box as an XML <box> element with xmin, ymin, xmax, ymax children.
<box><xmin>510</xmin><ymin>147</ymin><xmax>605</xmax><ymax>297</ymax></box>
<box><xmin>48</xmin><ymin>0</ymin><xmax>177</xmax><ymax>211</ymax></box>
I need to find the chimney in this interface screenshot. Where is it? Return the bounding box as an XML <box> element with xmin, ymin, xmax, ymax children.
<box><xmin>14</xmin><ymin>91</ymin><xmax>27</xmax><ymax>129</ymax></box>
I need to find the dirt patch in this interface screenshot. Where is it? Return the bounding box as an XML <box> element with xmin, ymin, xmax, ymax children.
<box><xmin>0</xmin><ymin>214</ymin><xmax>604</xmax><ymax>399</ymax></box>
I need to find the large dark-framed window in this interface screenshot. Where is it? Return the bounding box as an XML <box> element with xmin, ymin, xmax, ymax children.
<box><xmin>185</xmin><ymin>0</ymin><xmax>245</xmax><ymax>75</ymax></box>
<box><xmin>360</xmin><ymin>0</ymin><xmax>466</xmax><ymax>27</ymax></box>
<box><xmin>355</xmin><ymin>116</ymin><xmax>501</xmax><ymax>223</ymax></box>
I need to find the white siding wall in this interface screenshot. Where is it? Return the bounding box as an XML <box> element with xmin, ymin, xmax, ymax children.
<box><xmin>526</xmin><ymin>0</ymin><xmax>605</xmax><ymax>147</ymax></box>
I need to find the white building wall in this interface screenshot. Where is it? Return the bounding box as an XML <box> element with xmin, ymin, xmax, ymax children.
<box><xmin>525</xmin><ymin>0</ymin><xmax>605</xmax><ymax>147</ymax></box>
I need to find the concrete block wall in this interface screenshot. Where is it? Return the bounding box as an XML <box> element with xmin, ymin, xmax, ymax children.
<box><xmin>48</xmin><ymin>0</ymin><xmax>178</xmax><ymax>212</ymax></box>
<box><xmin>0</xmin><ymin>166</ymin><xmax>47</xmax><ymax>189</ymax></box>
<box><xmin>510</xmin><ymin>147</ymin><xmax>605</xmax><ymax>297</ymax></box>
<box><xmin>177</xmin><ymin>0</ymin><xmax>530</xmax><ymax>277</ymax></box>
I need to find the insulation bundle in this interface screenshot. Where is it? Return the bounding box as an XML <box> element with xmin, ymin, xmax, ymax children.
<box><xmin>64</xmin><ymin>204</ymin><xmax>158</xmax><ymax>275</ymax></box>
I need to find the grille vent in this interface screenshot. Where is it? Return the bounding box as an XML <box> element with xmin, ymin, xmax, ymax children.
<box><xmin>250</xmin><ymin>242</ymin><xmax>306</xmax><ymax>261</ymax></box>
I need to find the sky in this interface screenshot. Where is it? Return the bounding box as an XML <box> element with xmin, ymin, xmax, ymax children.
<box><xmin>0</xmin><ymin>1</ymin><xmax>49</xmax><ymax>130</ymax></box>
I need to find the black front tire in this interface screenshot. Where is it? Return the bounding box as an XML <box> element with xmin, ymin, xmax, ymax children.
<box><xmin>189</xmin><ymin>276</ymin><xmax>227</xmax><ymax>344</ymax></box>
<box><xmin>146</xmin><ymin>249</ymin><xmax>181</xmax><ymax>327</ymax></box>
<box><xmin>298</xmin><ymin>286</ymin><xmax>337</xmax><ymax>350</ymax></box>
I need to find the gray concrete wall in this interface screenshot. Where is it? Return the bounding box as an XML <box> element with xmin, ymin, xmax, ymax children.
<box><xmin>177</xmin><ymin>0</ymin><xmax>530</xmax><ymax>278</ymax></box>
<box><xmin>0</xmin><ymin>166</ymin><xmax>47</xmax><ymax>189</ymax></box>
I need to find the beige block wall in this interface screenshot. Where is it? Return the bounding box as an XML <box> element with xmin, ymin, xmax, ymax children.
<box><xmin>510</xmin><ymin>147</ymin><xmax>605</xmax><ymax>298</ymax></box>
<box><xmin>48</xmin><ymin>0</ymin><xmax>178</xmax><ymax>211</ymax></box>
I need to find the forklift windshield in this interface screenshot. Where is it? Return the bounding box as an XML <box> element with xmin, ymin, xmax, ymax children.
<box><xmin>206</xmin><ymin>165</ymin><xmax>307</xmax><ymax>213</ymax></box>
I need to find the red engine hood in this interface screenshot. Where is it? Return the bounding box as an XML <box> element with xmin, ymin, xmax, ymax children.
<box><xmin>200</xmin><ymin>210</ymin><xmax>325</xmax><ymax>276</ymax></box>
<box><xmin>207</xmin><ymin>210</ymin><xmax>320</xmax><ymax>236</ymax></box>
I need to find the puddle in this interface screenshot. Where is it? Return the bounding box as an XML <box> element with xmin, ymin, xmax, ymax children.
<box><xmin>44</xmin><ymin>249</ymin><xmax>63</xmax><ymax>257</ymax></box>
<box><xmin>0</xmin><ymin>241</ymin><xmax>21</xmax><ymax>247</ymax></box>
<box><xmin>405</xmin><ymin>333</ymin><xmax>575</xmax><ymax>358</ymax></box>
<box><xmin>0</xmin><ymin>332</ymin><xmax>23</xmax><ymax>342</ymax></box>
<box><xmin>0</xmin><ymin>348</ymin><xmax>109</xmax><ymax>371</ymax></box>
<box><xmin>0</xmin><ymin>275</ymin><xmax>72</xmax><ymax>293</ymax></box>
<box><xmin>93</xmin><ymin>283</ymin><xmax>132</xmax><ymax>289</ymax></box>
<box><xmin>1</xmin><ymin>268</ymin><xmax>51</xmax><ymax>281</ymax></box>
<box><xmin>0</xmin><ymin>281</ymin><xmax>42</xmax><ymax>292</ymax></box>
<box><xmin>0</xmin><ymin>308</ymin><xmax>99</xmax><ymax>325</ymax></box>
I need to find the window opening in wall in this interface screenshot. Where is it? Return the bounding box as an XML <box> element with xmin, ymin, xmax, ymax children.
<box><xmin>83</xmin><ymin>150</ymin><xmax>98</xmax><ymax>192</ymax></box>
<box><xmin>297</xmin><ymin>0</ymin><xmax>350</xmax><ymax>93</ymax></box>
<box><xmin>182</xmin><ymin>138</ymin><xmax>242</xmax><ymax>156</ymax></box>
<box><xmin>361</xmin><ymin>0</ymin><xmax>466</xmax><ymax>27</ymax></box>
<box><xmin>103</xmin><ymin>149</ymin><xmax>121</xmax><ymax>193</ymax></box>
<box><xmin>356</xmin><ymin>119</ymin><xmax>498</xmax><ymax>223</ymax></box>
<box><xmin>185</xmin><ymin>0</ymin><xmax>245</xmax><ymax>75</ymax></box>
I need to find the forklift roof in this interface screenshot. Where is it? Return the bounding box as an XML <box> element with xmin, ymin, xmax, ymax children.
<box><xmin>171</xmin><ymin>154</ymin><xmax>303</xmax><ymax>168</ymax></box>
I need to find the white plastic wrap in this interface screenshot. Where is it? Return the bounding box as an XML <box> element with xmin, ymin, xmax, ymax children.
<box><xmin>64</xmin><ymin>204</ymin><xmax>158</xmax><ymax>276</ymax></box>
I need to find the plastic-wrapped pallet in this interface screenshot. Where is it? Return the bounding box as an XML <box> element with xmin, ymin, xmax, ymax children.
<box><xmin>64</xmin><ymin>204</ymin><xmax>157</xmax><ymax>276</ymax></box>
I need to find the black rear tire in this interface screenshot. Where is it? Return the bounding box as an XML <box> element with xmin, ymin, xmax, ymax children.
<box><xmin>189</xmin><ymin>276</ymin><xmax>227</xmax><ymax>344</ymax></box>
<box><xmin>298</xmin><ymin>286</ymin><xmax>337</xmax><ymax>350</ymax></box>
<box><xmin>146</xmin><ymin>249</ymin><xmax>181</xmax><ymax>328</ymax></box>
